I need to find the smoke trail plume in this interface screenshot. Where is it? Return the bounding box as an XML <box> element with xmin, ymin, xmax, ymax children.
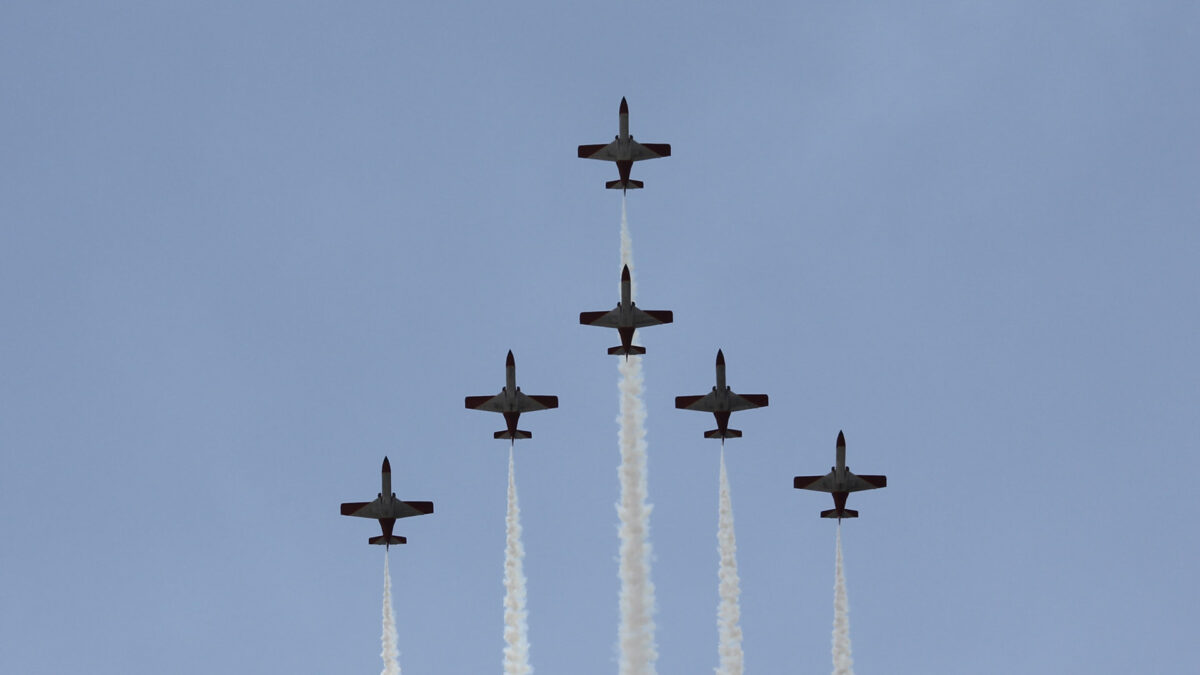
<box><xmin>381</xmin><ymin>553</ymin><xmax>401</xmax><ymax>675</ymax></box>
<box><xmin>832</xmin><ymin>526</ymin><xmax>854</xmax><ymax>675</ymax></box>
<box><xmin>716</xmin><ymin>449</ymin><xmax>744</xmax><ymax>675</ymax></box>
<box><xmin>504</xmin><ymin>447</ymin><xmax>533</xmax><ymax>675</ymax></box>
<box><xmin>619</xmin><ymin>199</ymin><xmax>637</xmax><ymax>298</ymax></box>
<box><xmin>617</xmin><ymin>196</ymin><xmax>658</xmax><ymax>675</ymax></box>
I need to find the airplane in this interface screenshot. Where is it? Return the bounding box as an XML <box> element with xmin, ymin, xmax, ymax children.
<box><xmin>577</xmin><ymin>97</ymin><xmax>671</xmax><ymax>192</ymax></box>
<box><xmin>579</xmin><ymin>264</ymin><xmax>673</xmax><ymax>358</ymax></box>
<box><xmin>339</xmin><ymin>456</ymin><xmax>434</xmax><ymax>549</ymax></box>
<box><xmin>675</xmin><ymin>349</ymin><xmax>768</xmax><ymax>442</ymax></box>
<box><xmin>465</xmin><ymin>350</ymin><xmax>559</xmax><ymax>443</ymax></box>
<box><xmin>793</xmin><ymin>431</ymin><xmax>887</xmax><ymax>520</ymax></box>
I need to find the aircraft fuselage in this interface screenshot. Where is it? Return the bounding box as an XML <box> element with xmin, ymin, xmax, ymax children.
<box><xmin>704</xmin><ymin>357</ymin><xmax>739</xmax><ymax>435</ymax></box>
<box><xmin>377</xmin><ymin>461</ymin><xmax>399</xmax><ymax>544</ymax></box>
<box><xmin>505</xmin><ymin>356</ymin><xmax>517</xmax><ymax>404</ymax></box>
<box><xmin>613</xmin><ymin>273</ymin><xmax>637</xmax><ymax>350</ymax></box>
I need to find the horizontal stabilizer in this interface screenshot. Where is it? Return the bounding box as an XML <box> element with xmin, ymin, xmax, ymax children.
<box><xmin>821</xmin><ymin>509</ymin><xmax>859</xmax><ymax>519</ymax></box>
<box><xmin>704</xmin><ymin>428</ymin><xmax>742</xmax><ymax>439</ymax></box>
<box><xmin>495</xmin><ymin>429</ymin><xmax>533</xmax><ymax>440</ymax></box>
<box><xmin>369</xmin><ymin>535</ymin><xmax>407</xmax><ymax>545</ymax></box>
<box><xmin>606</xmin><ymin>179</ymin><xmax>644</xmax><ymax>190</ymax></box>
<box><xmin>608</xmin><ymin>345</ymin><xmax>647</xmax><ymax>356</ymax></box>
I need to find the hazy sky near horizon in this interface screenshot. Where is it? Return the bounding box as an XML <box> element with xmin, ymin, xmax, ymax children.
<box><xmin>2</xmin><ymin>3</ymin><xmax>1198</xmax><ymax>674</ymax></box>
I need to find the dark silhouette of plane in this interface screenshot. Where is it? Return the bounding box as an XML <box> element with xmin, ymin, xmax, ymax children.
<box><xmin>578</xmin><ymin>97</ymin><xmax>671</xmax><ymax>192</ymax></box>
<box><xmin>465</xmin><ymin>351</ymin><xmax>558</xmax><ymax>443</ymax></box>
<box><xmin>675</xmin><ymin>350</ymin><xmax>768</xmax><ymax>442</ymax></box>
<box><xmin>340</xmin><ymin>457</ymin><xmax>434</xmax><ymax>548</ymax></box>
<box><xmin>579</xmin><ymin>264</ymin><xmax>673</xmax><ymax>358</ymax></box>
<box><xmin>793</xmin><ymin>431</ymin><xmax>887</xmax><ymax>520</ymax></box>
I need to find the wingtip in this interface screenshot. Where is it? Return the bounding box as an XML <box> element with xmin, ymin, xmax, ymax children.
<box><xmin>621</xmin><ymin>265</ymin><xmax>631</xmax><ymax>281</ymax></box>
<box><xmin>506</xmin><ymin>350</ymin><xmax>515</xmax><ymax>366</ymax></box>
<box><xmin>837</xmin><ymin>430</ymin><xmax>845</xmax><ymax>447</ymax></box>
<box><xmin>382</xmin><ymin>456</ymin><xmax>391</xmax><ymax>473</ymax></box>
<box><xmin>619</xmin><ymin>97</ymin><xmax>628</xmax><ymax>114</ymax></box>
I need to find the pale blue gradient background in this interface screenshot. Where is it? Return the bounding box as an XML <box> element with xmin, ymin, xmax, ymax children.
<box><xmin>2</xmin><ymin>2</ymin><xmax>1197</xmax><ymax>673</ymax></box>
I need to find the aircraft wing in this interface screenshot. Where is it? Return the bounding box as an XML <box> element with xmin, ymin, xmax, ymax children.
<box><xmin>629</xmin><ymin>141</ymin><xmax>671</xmax><ymax>162</ymax></box>
<box><xmin>727</xmin><ymin>393</ymin><xmax>769</xmax><ymax>411</ymax></box>
<box><xmin>793</xmin><ymin>473</ymin><xmax>887</xmax><ymax>493</ymax></box>
<box><xmin>793</xmin><ymin>473</ymin><xmax>836</xmax><ymax>492</ymax></box>
<box><xmin>676</xmin><ymin>392</ymin><xmax>718</xmax><ymax>412</ymax></box>
<box><xmin>580</xmin><ymin>309</ymin><xmax>621</xmax><ymax>328</ymax></box>
<box><xmin>630</xmin><ymin>308</ymin><xmax>673</xmax><ymax>328</ymax></box>
<box><xmin>465</xmin><ymin>394</ymin><xmax>505</xmax><ymax>412</ymax></box>
<box><xmin>578</xmin><ymin>142</ymin><xmax>619</xmax><ymax>161</ymax></box>
<box><xmin>845</xmin><ymin>473</ymin><xmax>887</xmax><ymax>492</ymax></box>
<box><xmin>340</xmin><ymin>499</ymin><xmax>435</xmax><ymax>519</ymax></box>
<box><xmin>581</xmin><ymin>308</ymin><xmax>673</xmax><ymax>329</ymax></box>
<box><xmin>515</xmin><ymin>392</ymin><xmax>558</xmax><ymax>412</ymax></box>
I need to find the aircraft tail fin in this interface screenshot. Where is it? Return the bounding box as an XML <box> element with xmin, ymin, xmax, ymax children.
<box><xmin>369</xmin><ymin>535</ymin><xmax>407</xmax><ymax>546</ymax></box>
<box><xmin>608</xmin><ymin>345</ymin><xmax>647</xmax><ymax>356</ymax></box>
<box><xmin>820</xmin><ymin>509</ymin><xmax>859</xmax><ymax>519</ymax></box>
<box><xmin>705</xmin><ymin>428</ymin><xmax>742</xmax><ymax>439</ymax></box>
<box><xmin>605</xmin><ymin>179</ymin><xmax>644</xmax><ymax>190</ymax></box>
<box><xmin>494</xmin><ymin>429</ymin><xmax>533</xmax><ymax>440</ymax></box>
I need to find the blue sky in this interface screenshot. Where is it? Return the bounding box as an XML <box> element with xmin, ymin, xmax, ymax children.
<box><xmin>2</xmin><ymin>2</ymin><xmax>1198</xmax><ymax>673</ymax></box>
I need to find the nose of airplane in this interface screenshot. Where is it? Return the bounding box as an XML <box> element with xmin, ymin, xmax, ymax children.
<box><xmin>619</xmin><ymin>97</ymin><xmax>628</xmax><ymax>114</ymax></box>
<box><xmin>506</xmin><ymin>350</ymin><xmax>515</xmax><ymax>367</ymax></box>
<box><xmin>621</xmin><ymin>265</ymin><xmax>631</xmax><ymax>282</ymax></box>
<box><xmin>382</xmin><ymin>456</ymin><xmax>391</xmax><ymax>473</ymax></box>
<box><xmin>716</xmin><ymin>349</ymin><xmax>725</xmax><ymax>366</ymax></box>
<box><xmin>836</xmin><ymin>431</ymin><xmax>845</xmax><ymax>447</ymax></box>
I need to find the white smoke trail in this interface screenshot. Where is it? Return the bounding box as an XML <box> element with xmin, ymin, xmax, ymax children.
<box><xmin>619</xmin><ymin>199</ymin><xmax>637</xmax><ymax>298</ymax></box>
<box><xmin>381</xmin><ymin>553</ymin><xmax>401</xmax><ymax>675</ymax></box>
<box><xmin>716</xmin><ymin>449</ymin><xmax>744</xmax><ymax>675</ymax></box>
<box><xmin>832</xmin><ymin>526</ymin><xmax>854</xmax><ymax>675</ymax></box>
<box><xmin>617</xmin><ymin>196</ymin><xmax>658</xmax><ymax>675</ymax></box>
<box><xmin>504</xmin><ymin>447</ymin><xmax>533</xmax><ymax>675</ymax></box>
